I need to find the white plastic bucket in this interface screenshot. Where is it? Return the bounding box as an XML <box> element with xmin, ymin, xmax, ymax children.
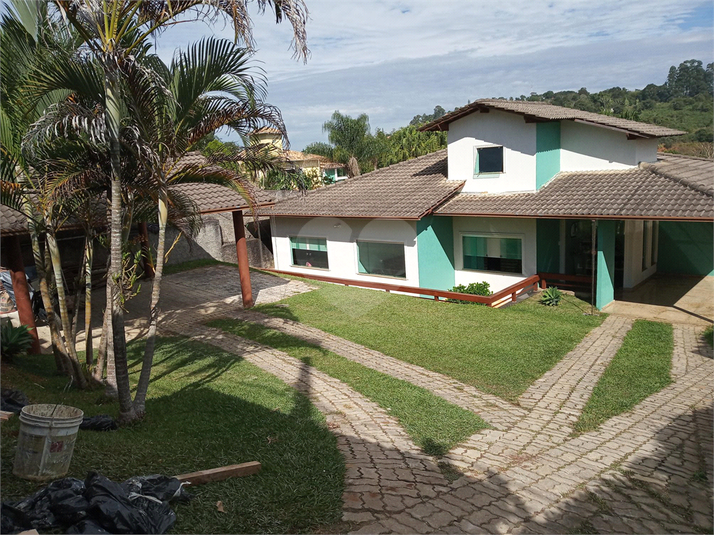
<box><xmin>13</xmin><ymin>404</ymin><xmax>84</xmax><ymax>481</ymax></box>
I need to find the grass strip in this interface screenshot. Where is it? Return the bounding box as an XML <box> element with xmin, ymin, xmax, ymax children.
<box><xmin>256</xmin><ymin>280</ymin><xmax>604</xmax><ymax>401</ymax></box>
<box><xmin>207</xmin><ymin>318</ymin><xmax>489</xmax><ymax>456</ymax></box>
<box><xmin>574</xmin><ymin>320</ymin><xmax>673</xmax><ymax>434</ymax></box>
<box><xmin>1</xmin><ymin>337</ymin><xmax>344</xmax><ymax>534</ymax></box>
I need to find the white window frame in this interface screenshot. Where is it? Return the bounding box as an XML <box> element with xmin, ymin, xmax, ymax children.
<box><xmin>473</xmin><ymin>144</ymin><xmax>505</xmax><ymax>177</ymax></box>
<box><xmin>289</xmin><ymin>235</ymin><xmax>330</xmax><ymax>270</ymax></box>
<box><xmin>354</xmin><ymin>239</ymin><xmax>407</xmax><ymax>280</ymax></box>
<box><xmin>459</xmin><ymin>232</ymin><xmax>525</xmax><ymax>275</ymax></box>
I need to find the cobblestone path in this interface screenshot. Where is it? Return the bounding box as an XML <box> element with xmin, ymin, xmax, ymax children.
<box><xmin>161</xmin><ymin>296</ymin><xmax>712</xmax><ymax>534</ymax></box>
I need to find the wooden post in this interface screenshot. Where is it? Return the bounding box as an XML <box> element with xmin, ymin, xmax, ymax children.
<box><xmin>6</xmin><ymin>236</ymin><xmax>40</xmax><ymax>354</ymax></box>
<box><xmin>232</xmin><ymin>210</ymin><xmax>253</xmax><ymax>309</ymax></box>
<box><xmin>540</xmin><ymin>278</ymin><xmax>547</xmax><ymax>290</ymax></box>
<box><xmin>138</xmin><ymin>222</ymin><xmax>154</xmax><ymax>279</ymax></box>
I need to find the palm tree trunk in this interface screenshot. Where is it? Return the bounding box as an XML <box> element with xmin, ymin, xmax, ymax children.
<box><xmin>37</xmin><ymin>236</ymin><xmax>71</xmax><ymax>374</ymax></box>
<box><xmin>133</xmin><ymin>187</ymin><xmax>167</xmax><ymax>415</ymax></box>
<box><xmin>106</xmin><ymin>70</ymin><xmax>136</xmax><ymax>422</ymax></box>
<box><xmin>46</xmin><ymin>233</ymin><xmax>87</xmax><ymax>389</ymax></box>
<box><xmin>70</xmin><ymin>241</ymin><xmax>87</xmax><ymax>344</ymax></box>
<box><xmin>84</xmin><ymin>237</ymin><xmax>94</xmax><ymax>366</ymax></box>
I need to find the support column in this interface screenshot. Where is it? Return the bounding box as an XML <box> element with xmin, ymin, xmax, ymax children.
<box><xmin>596</xmin><ymin>220</ymin><xmax>616</xmax><ymax>310</ymax></box>
<box><xmin>6</xmin><ymin>236</ymin><xmax>40</xmax><ymax>354</ymax></box>
<box><xmin>232</xmin><ymin>210</ymin><xmax>254</xmax><ymax>309</ymax></box>
<box><xmin>138</xmin><ymin>222</ymin><xmax>154</xmax><ymax>279</ymax></box>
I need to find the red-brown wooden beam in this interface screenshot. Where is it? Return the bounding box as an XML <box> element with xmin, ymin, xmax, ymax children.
<box><xmin>138</xmin><ymin>222</ymin><xmax>154</xmax><ymax>279</ymax></box>
<box><xmin>5</xmin><ymin>236</ymin><xmax>40</xmax><ymax>354</ymax></box>
<box><xmin>232</xmin><ymin>210</ymin><xmax>253</xmax><ymax>308</ymax></box>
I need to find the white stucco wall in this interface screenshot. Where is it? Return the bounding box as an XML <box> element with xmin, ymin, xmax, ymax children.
<box><xmin>452</xmin><ymin>217</ymin><xmax>537</xmax><ymax>293</ymax></box>
<box><xmin>623</xmin><ymin>220</ymin><xmax>658</xmax><ymax>288</ymax></box>
<box><xmin>271</xmin><ymin>216</ymin><xmax>421</xmax><ymax>287</ymax></box>
<box><xmin>560</xmin><ymin>122</ymin><xmax>658</xmax><ymax>171</ymax></box>
<box><xmin>447</xmin><ymin>110</ymin><xmax>537</xmax><ymax>193</ymax></box>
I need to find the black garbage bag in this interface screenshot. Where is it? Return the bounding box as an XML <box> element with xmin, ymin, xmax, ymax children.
<box><xmin>66</xmin><ymin>519</ymin><xmax>111</xmax><ymax>534</ymax></box>
<box><xmin>51</xmin><ymin>480</ymin><xmax>90</xmax><ymax>525</ymax></box>
<box><xmin>1</xmin><ymin>477</ymin><xmax>85</xmax><ymax>531</ymax></box>
<box><xmin>122</xmin><ymin>474</ymin><xmax>191</xmax><ymax>503</ymax></box>
<box><xmin>84</xmin><ymin>472</ymin><xmax>177</xmax><ymax>534</ymax></box>
<box><xmin>1</xmin><ymin>389</ymin><xmax>29</xmax><ymax>413</ymax></box>
<box><xmin>80</xmin><ymin>415</ymin><xmax>118</xmax><ymax>432</ymax></box>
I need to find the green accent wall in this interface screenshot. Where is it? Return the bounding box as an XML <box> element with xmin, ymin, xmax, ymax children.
<box><xmin>537</xmin><ymin>219</ymin><xmax>560</xmax><ymax>273</ymax></box>
<box><xmin>658</xmin><ymin>222</ymin><xmax>714</xmax><ymax>276</ymax></box>
<box><xmin>596</xmin><ymin>220</ymin><xmax>616</xmax><ymax>310</ymax></box>
<box><xmin>536</xmin><ymin>122</ymin><xmax>560</xmax><ymax>189</ymax></box>
<box><xmin>417</xmin><ymin>216</ymin><xmax>455</xmax><ymax>290</ymax></box>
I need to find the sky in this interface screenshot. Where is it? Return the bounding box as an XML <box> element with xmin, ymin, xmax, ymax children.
<box><xmin>153</xmin><ymin>0</ymin><xmax>714</xmax><ymax>151</ymax></box>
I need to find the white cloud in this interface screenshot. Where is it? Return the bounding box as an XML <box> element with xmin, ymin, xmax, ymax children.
<box><xmin>152</xmin><ymin>0</ymin><xmax>714</xmax><ymax>149</ymax></box>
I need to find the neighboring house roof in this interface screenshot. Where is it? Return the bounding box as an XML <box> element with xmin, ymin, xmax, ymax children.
<box><xmin>420</xmin><ymin>99</ymin><xmax>687</xmax><ymax>138</ymax></box>
<box><xmin>267</xmin><ymin>149</ymin><xmax>463</xmax><ymax>220</ymax></box>
<box><xmin>435</xmin><ymin>153</ymin><xmax>714</xmax><ymax>221</ymax></box>
<box><xmin>253</xmin><ymin>127</ymin><xmax>282</xmax><ymax>135</ymax></box>
<box><xmin>283</xmin><ymin>150</ymin><xmax>345</xmax><ymax>170</ymax></box>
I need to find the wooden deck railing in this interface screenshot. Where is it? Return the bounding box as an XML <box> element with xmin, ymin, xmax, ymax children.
<box><xmin>264</xmin><ymin>269</ymin><xmax>542</xmax><ymax>307</ymax></box>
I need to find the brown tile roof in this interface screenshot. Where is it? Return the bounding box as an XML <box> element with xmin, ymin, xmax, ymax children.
<box><xmin>421</xmin><ymin>99</ymin><xmax>686</xmax><ymax>138</ymax></box>
<box><xmin>436</xmin><ymin>157</ymin><xmax>713</xmax><ymax>221</ymax></box>
<box><xmin>1</xmin><ymin>204</ymin><xmax>29</xmax><ymax>236</ymax></box>
<box><xmin>267</xmin><ymin>150</ymin><xmax>463</xmax><ymax>219</ymax></box>
<box><xmin>171</xmin><ymin>182</ymin><xmax>274</xmax><ymax>213</ymax></box>
<box><xmin>646</xmin><ymin>152</ymin><xmax>714</xmax><ymax>196</ymax></box>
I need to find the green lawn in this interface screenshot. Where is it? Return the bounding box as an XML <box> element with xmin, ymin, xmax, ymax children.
<box><xmin>1</xmin><ymin>338</ymin><xmax>344</xmax><ymax>534</ymax></box>
<box><xmin>574</xmin><ymin>320</ymin><xmax>674</xmax><ymax>434</ymax></box>
<box><xmin>256</xmin><ymin>281</ymin><xmax>605</xmax><ymax>401</ymax></box>
<box><xmin>207</xmin><ymin>318</ymin><xmax>488</xmax><ymax>456</ymax></box>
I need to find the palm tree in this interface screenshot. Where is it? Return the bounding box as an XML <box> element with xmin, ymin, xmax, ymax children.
<box><xmin>130</xmin><ymin>36</ymin><xmax>289</xmax><ymax>416</ymax></box>
<box><xmin>0</xmin><ymin>0</ymin><xmax>88</xmax><ymax>384</ymax></box>
<box><xmin>49</xmin><ymin>0</ymin><xmax>308</xmax><ymax>422</ymax></box>
<box><xmin>322</xmin><ymin>111</ymin><xmax>376</xmax><ymax>177</ymax></box>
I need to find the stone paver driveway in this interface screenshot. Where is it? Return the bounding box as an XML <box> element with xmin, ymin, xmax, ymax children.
<box><xmin>155</xmin><ymin>268</ymin><xmax>713</xmax><ymax>534</ymax></box>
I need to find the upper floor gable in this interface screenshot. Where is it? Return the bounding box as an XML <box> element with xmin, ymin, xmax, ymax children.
<box><xmin>421</xmin><ymin>100</ymin><xmax>684</xmax><ymax>194</ymax></box>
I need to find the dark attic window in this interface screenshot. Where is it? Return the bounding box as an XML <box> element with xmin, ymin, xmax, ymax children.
<box><xmin>475</xmin><ymin>146</ymin><xmax>504</xmax><ymax>174</ymax></box>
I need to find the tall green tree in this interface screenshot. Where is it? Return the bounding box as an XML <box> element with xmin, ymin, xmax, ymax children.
<box><xmin>43</xmin><ymin>0</ymin><xmax>308</xmax><ymax>422</ymax></box>
<box><xmin>131</xmin><ymin>36</ymin><xmax>288</xmax><ymax>416</ymax></box>
<box><xmin>322</xmin><ymin>111</ymin><xmax>380</xmax><ymax>177</ymax></box>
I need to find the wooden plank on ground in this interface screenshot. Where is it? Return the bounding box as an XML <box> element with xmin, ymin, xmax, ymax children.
<box><xmin>0</xmin><ymin>410</ymin><xmax>15</xmax><ymax>422</ymax></box>
<box><xmin>175</xmin><ymin>461</ymin><xmax>261</xmax><ymax>485</ymax></box>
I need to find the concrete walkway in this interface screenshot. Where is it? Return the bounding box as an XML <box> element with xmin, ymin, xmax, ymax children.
<box><xmin>152</xmin><ymin>277</ymin><xmax>712</xmax><ymax>534</ymax></box>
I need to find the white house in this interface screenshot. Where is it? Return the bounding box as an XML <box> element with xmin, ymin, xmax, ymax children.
<box><xmin>267</xmin><ymin>99</ymin><xmax>713</xmax><ymax>310</ymax></box>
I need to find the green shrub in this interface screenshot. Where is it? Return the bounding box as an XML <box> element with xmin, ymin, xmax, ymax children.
<box><xmin>1</xmin><ymin>323</ymin><xmax>33</xmax><ymax>362</ymax></box>
<box><xmin>540</xmin><ymin>286</ymin><xmax>563</xmax><ymax>307</ymax></box>
<box><xmin>449</xmin><ymin>282</ymin><xmax>492</xmax><ymax>304</ymax></box>
<box><xmin>704</xmin><ymin>325</ymin><xmax>713</xmax><ymax>348</ymax></box>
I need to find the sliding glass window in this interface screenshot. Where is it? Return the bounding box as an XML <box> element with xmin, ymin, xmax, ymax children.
<box><xmin>357</xmin><ymin>241</ymin><xmax>406</xmax><ymax>278</ymax></box>
<box><xmin>290</xmin><ymin>237</ymin><xmax>328</xmax><ymax>269</ymax></box>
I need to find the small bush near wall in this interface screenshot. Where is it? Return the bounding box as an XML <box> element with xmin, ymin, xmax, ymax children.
<box><xmin>449</xmin><ymin>282</ymin><xmax>491</xmax><ymax>304</ymax></box>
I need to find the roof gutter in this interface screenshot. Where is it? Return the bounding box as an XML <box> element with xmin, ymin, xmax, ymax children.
<box><xmin>433</xmin><ymin>212</ymin><xmax>714</xmax><ymax>222</ymax></box>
